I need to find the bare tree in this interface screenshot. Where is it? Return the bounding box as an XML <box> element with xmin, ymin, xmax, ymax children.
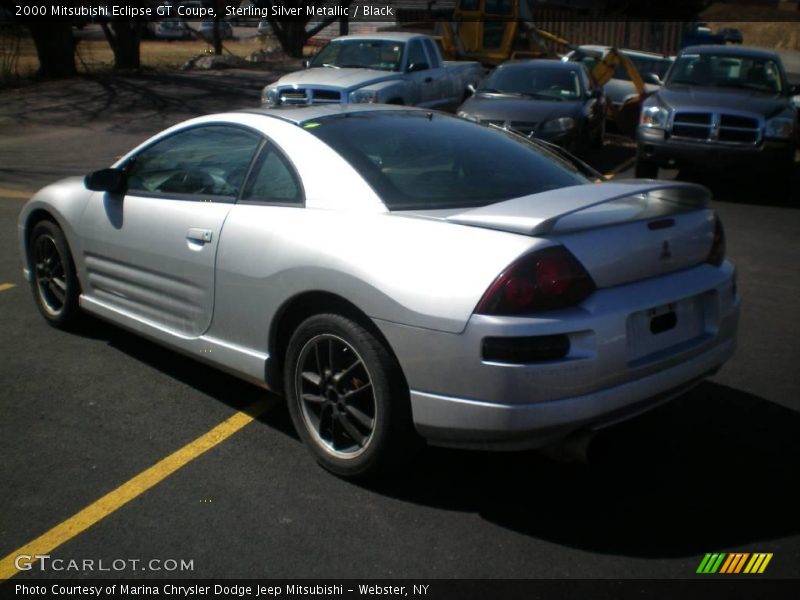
<box><xmin>251</xmin><ymin>0</ymin><xmax>352</xmax><ymax>58</ymax></box>
<box><xmin>101</xmin><ymin>21</ymin><xmax>144</xmax><ymax>70</ymax></box>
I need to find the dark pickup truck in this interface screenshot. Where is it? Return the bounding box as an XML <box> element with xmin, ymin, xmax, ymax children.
<box><xmin>636</xmin><ymin>45</ymin><xmax>798</xmax><ymax>186</ymax></box>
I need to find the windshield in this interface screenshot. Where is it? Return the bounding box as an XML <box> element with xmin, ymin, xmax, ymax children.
<box><xmin>667</xmin><ymin>53</ymin><xmax>783</xmax><ymax>94</ymax></box>
<box><xmin>479</xmin><ymin>65</ymin><xmax>583</xmax><ymax>100</ymax></box>
<box><xmin>309</xmin><ymin>40</ymin><xmax>405</xmax><ymax>72</ymax></box>
<box><xmin>306</xmin><ymin>112</ymin><xmax>586</xmax><ymax>211</ymax></box>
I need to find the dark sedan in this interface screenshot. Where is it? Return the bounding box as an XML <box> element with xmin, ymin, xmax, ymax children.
<box><xmin>457</xmin><ymin>60</ymin><xmax>606</xmax><ymax>154</ymax></box>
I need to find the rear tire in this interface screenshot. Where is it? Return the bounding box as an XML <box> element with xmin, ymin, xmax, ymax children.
<box><xmin>28</xmin><ymin>220</ymin><xmax>81</xmax><ymax>329</ymax></box>
<box><xmin>635</xmin><ymin>152</ymin><xmax>659</xmax><ymax>179</ymax></box>
<box><xmin>284</xmin><ymin>313</ymin><xmax>417</xmax><ymax>478</ymax></box>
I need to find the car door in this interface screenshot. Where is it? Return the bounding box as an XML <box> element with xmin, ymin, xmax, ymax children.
<box><xmin>405</xmin><ymin>38</ymin><xmax>441</xmax><ymax>108</ymax></box>
<box><xmin>78</xmin><ymin>124</ymin><xmax>262</xmax><ymax>337</ymax></box>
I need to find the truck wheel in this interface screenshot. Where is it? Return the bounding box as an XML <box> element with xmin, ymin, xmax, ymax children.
<box><xmin>635</xmin><ymin>154</ymin><xmax>659</xmax><ymax>179</ymax></box>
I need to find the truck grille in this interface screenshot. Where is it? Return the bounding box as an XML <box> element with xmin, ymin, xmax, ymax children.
<box><xmin>278</xmin><ymin>88</ymin><xmax>342</xmax><ymax>105</ymax></box>
<box><xmin>671</xmin><ymin>111</ymin><xmax>761</xmax><ymax>145</ymax></box>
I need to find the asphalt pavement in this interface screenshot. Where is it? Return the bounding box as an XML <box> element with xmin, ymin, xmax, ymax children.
<box><xmin>0</xmin><ymin>70</ymin><xmax>798</xmax><ymax>581</ymax></box>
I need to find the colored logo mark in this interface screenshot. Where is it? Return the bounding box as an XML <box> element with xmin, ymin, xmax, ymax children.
<box><xmin>697</xmin><ymin>552</ymin><xmax>773</xmax><ymax>574</ymax></box>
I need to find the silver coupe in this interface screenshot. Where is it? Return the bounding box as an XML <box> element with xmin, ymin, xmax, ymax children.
<box><xmin>17</xmin><ymin>105</ymin><xmax>739</xmax><ymax>477</ymax></box>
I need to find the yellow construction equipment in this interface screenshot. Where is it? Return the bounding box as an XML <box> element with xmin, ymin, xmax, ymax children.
<box><xmin>428</xmin><ymin>0</ymin><xmax>651</xmax><ymax>134</ymax></box>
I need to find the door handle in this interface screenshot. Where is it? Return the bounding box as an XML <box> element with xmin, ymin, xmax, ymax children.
<box><xmin>186</xmin><ymin>228</ymin><xmax>213</xmax><ymax>243</ymax></box>
<box><xmin>424</xmin><ymin>77</ymin><xmax>433</xmax><ymax>83</ymax></box>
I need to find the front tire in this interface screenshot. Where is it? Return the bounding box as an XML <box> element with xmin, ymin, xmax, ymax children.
<box><xmin>284</xmin><ymin>314</ymin><xmax>416</xmax><ymax>478</ymax></box>
<box><xmin>28</xmin><ymin>220</ymin><xmax>81</xmax><ymax>328</ymax></box>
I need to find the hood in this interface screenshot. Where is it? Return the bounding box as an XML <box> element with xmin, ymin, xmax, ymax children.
<box><xmin>459</xmin><ymin>94</ymin><xmax>583</xmax><ymax>124</ymax></box>
<box><xmin>658</xmin><ymin>84</ymin><xmax>788</xmax><ymax>116</ymax></box>
<box><xmin>274</xmin><ymin>67</ymin><xmax>400</xmax><ymax>91</ymax></box>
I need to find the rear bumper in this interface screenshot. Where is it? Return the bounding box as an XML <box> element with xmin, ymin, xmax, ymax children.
<box><xmin>377</xmin><ymin>261</ymin><xmax>739</xmax><ymax>449</ymax></box>
<box><xmin>637</xmin><ymin>127</ymin><xmax>794</xmax><ymax>169</ymax></box>
<box><xmin>409</xmin><ymin>338</ymin><xmax>733</xmax><ymax>449</ymax></box>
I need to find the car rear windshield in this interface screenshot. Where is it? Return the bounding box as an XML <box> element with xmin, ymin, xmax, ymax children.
<box><xmin>305</xmin><ymin>112</ymin><xmax>587</xmax><ymax>210</ymax></box>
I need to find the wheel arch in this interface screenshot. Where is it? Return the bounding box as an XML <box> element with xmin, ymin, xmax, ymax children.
<box><xmin>267</xmin><ymin>291</ymin><xmax>405</xmax><ymax>393</ymax></box>
<box><xmin>23</xmin><ymin>208</ymin><xmax>63</xmax><ymax>272</ymax></box>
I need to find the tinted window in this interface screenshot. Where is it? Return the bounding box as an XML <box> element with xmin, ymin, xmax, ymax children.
<box><xmin>479</xmin><ymin>64</ymin><xmax>582</xmax><ymax>99</ymax></box>
<box><xmin>307</xmin><ymin>112</ymin><xmax>586</xmax><ymax>211</ymax></box>
<box><xmin>242</xmin><ymin>146</ymin><xmax>303</xmax><ymax>204</ymax></box>
<box><xmin>422</xmin><ymin>38</ymin><xmax>440</xmax><ymax>68</ymax></box>
<box><xmin>407</xmin><ymin>40</ymin><xmax>428</xmax><ymax>69</ymax></box>
<box><xmin>127</xmin><ymin>126</ymin><xmax>261</xmax><ymax>198</ymax></box>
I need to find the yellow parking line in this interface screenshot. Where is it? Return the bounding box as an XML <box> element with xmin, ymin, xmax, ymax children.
<box><xmin>0</xmin><ymin>188</ymin><xmax>32</xmax><ymax>200</ymax></box>
<box><xmin>0</xmin><ymin>398</ymin><xmax>274</xmax><ymax>580</ymax></box>
<box><xmin>0</xmin><ymin>283</ymin><xmax>15</xmax><ymax>293</ymax></box>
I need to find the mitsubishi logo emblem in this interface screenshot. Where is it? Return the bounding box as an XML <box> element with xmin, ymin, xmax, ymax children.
<box><xmin>660</xmin><ymin>240</ymin><xmax>672</xmax><ymax>260</ymax></box>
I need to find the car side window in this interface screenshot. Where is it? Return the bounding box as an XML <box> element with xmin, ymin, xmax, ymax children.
<box><xmin>241</xmin><ymin>145</ymin><xmax>303</xmax><ymax>205</ymax></box>
<box><xmin>422</xmin><ymin>38</ymin><xmax>440</xmax><ymax>69</ymax></box>
<box><xmin>407</xmin><ymin>40</ymin><xmax>428</xmax><ymax>70</ymax></box>
<box><xmin>126</xmin><ymin>125</ymin><xmax>262</xmax><ymax>200</ymax></box>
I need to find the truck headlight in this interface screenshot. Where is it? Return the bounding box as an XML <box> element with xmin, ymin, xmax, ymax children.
<box><xmin>540</xmin><ymin>117</ymin><xmax>576</xmax><ymax>133</ymax></box>
<box><xmin>349</xmin><ymin>89</ymin><xmax>380</xmax><ymax>104</ymax></box>
<box><xmin>765</xmin><ymin>116</ymin><xmax>795</xmax><ymax>139</ymax></box>
<box><xmin>262</xmin><ymin>85</ymin><xmax>280</xmax><ymax>107</ymax></box>
<box><xmin>640</xmin><ymin>105</ymin><xmax>669</xmax><ymax>129</ymax></box>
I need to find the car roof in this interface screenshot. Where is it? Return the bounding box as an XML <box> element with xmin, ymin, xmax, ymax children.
<box><xmin>576</xmin><ymin>45</ymin><xmax>670</xmax><ymax>60</ymax></box>
<box><xmin>331</xmin><ymin>32</ymin><xmax>423</xmax><ymax>43</ymax></box>
<box><xmin>239</xmin><ymin>104</ymin><xmax>430</xmax><ymax>126</ymax></box>
<box><xmin>680</xmin><ymin>45</ymin><xmax>780</xmax><ymax>60</ymax></box>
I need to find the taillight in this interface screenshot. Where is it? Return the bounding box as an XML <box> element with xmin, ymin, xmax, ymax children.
<box><xmin>475</xmin><ymin>246</ymin><xmax>596</xmax><ymax>315</ymax></box>
<box><xmin>707</xmin><ymin>215</ymin><xmax>726</xmax><ymax>266</ymax></box>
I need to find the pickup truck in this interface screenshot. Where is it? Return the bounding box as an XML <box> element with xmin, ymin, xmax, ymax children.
<box><xmin>636</xmin><ymin>45</ymin><xmax>798</xmax><ymax>186</ymax></box>
<box><xmin>261</xmin><ymin>32</ymin><xmax>484</xmax><ymax>111</ymax></box>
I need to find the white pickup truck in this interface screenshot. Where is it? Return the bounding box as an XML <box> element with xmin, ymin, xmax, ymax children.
<box><xmin>261</xmin><ymin>32</ymin><xmax>485</xmax><ymax>110</ymax></box>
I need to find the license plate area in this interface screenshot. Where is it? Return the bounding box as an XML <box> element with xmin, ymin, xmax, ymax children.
<box><xmin>626</xmin><ymin>294</ymin><xmax>711</xmax><ymax>365</ymax></box>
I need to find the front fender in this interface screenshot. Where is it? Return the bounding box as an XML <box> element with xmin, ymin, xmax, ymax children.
<box><xmin>17</xmin><ymin>177</ymin><xmax>92</xmax><ymax>282</ymax></box>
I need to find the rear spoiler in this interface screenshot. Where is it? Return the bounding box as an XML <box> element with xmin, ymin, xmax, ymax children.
<box><xmin>447</xmin><ymin>181</ymin><xmax>711</xmax><ymax>236</ymax></box>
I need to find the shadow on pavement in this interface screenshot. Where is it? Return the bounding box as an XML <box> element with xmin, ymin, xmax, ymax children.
<box><xmin>1</xmin><ymin>71</ymin><xmax>267</xmax><ymax>133</ymax></box>
<box><xmin>70</xmin><ymin>319</ymin><xmax>798</xmax><ymax>560</ymax></box>
<box><xmin>672</xmin><ymin>162</ymin><xmax>800</xmax><ymax>209</ymax></box>
<box><xmin>366</xmin><ymin>381</ymin><xmax>799</xmax><ymax>558</ymax></box>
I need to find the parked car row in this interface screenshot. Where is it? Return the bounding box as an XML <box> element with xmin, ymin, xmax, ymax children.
<box><xmin>262</xmin><ymin>32</ymin><xmax>798</xmax><ymax>184</ymax></box>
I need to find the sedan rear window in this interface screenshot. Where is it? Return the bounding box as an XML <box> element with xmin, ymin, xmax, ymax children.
<box><xmin>306</xmin><ymin>112</ymin><xmax>586</xmax><ymax>210</ymax></box>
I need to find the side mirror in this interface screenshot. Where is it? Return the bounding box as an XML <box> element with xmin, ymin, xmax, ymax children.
<box><xmin>589</xmin><ymin>87</ymin><xmax>603</xmax><ymax>99</ymax></box>
<box><xmin>643</xmin><ymin>73</ymin><xmax>663</xmax><ymax>86</ymax></box>
<box><xmin>788</xmin><ymin>83</ymin><xmax>800</xmax><ymax>96</ymax></box>
<box><xmin>467</xmin><ymin>83</ymin><xmax>477</xmax><ymax>95</ymax></box>
<box><xmin>407</xmin><ymin>62</ymin><xmax>429</xmax><ymax>73</ymax></box>
<box><xmin>85</xmin><ymin>168</ymin><xmax>127</xmax><ymax>194</ymax></box>
<box><xmin>302</xmin><ymin>59</ymin><xmax>310</xmax><ymax>69</ymax></box>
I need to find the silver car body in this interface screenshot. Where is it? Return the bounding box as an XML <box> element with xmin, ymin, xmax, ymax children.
<box><xmin>18</xmin><ymin>106</ymin><xmax>739</xmax><ymax>449</ymax></box>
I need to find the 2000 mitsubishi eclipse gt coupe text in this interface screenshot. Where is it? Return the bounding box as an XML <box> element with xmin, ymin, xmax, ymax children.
<box><xmin>18</xmin><ymin>106</ymin><xmax>739</xmax><ymax>477</ymax></box>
